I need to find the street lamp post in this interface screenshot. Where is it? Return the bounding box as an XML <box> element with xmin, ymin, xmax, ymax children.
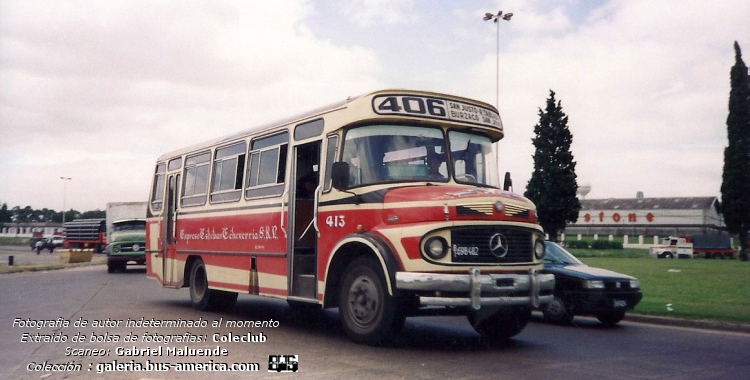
<box><xmin>484</xmin><ymin>10</ymin><xmax>513</xmax><ymax>190</ymax></box>
<box><xmin>60</xmin><ymin>177</ymin><xmax>72</xmax><ymax>225</ymax></box>
<box><xmin>483</xmin><ymin>10</ymin><xmax>513</xmax><ymax>110</ymax></box>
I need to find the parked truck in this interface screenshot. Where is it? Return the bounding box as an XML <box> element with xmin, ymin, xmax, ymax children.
<box><xmin>105</xmin><ymin>202</ymin><xmax>147</xmax><ymax>273</ymax></box>
<box><xmin>649</xmin><ymin>235</ymin><xmax>735</xmax><ymax>259</ymax></box>
<box><xmin>63</xmin><ymin>219</ymin><xmax>107</xmax><ymax>253</ymax></box>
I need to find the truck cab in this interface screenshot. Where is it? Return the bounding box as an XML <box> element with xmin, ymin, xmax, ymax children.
<box><xmin>649</xmin><ymin>236</ymin><xmax>693</xmax><ymax>259</ymax></box>
<box><xmin>106</xmin><ymin>219</ymin><xmax>146</xmax><ymax>273</ymax></box>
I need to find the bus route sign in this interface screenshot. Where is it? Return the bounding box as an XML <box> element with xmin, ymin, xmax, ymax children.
<box><xmin>372</xmin><ymin>94</ymin><xmax>502</xmax><ymax>130</ymax></box>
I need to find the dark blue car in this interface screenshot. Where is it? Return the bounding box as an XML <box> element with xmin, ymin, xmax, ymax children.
<box><xmin>541</xmin><ymin>242</ymin><xmax>643</xmax><ymax>326</ymax></box>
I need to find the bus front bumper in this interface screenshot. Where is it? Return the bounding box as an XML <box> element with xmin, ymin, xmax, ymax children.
<box><xmin>395</xmin><ymin>269</ymin><xmax>555</xmax><ymax>310</ymax></box>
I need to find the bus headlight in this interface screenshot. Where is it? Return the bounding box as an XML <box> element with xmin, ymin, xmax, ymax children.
<box><xmin>424</xmin><ymin>237</ymin><xmax>448</xmax><ymax>260</ymax></box>
<box><xmin>534</xmin><ymin>239</ymin><xmax>545</xmax><ymax>260</ymax></box>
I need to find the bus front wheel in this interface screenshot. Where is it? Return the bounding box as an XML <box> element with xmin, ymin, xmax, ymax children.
<box><xmin>339</xmin><ymin>258</ymin><xmax>397</xmax><ymax>345</ymax></box>
<box><xmin>469</xmin><ymin>307</ymin><xmax>531</xmax><ymax>345</ymax></box>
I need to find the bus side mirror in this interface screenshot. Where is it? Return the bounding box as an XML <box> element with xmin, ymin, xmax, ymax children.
<box><xmin>331</xmin><ymin>162</ymin><xmax>350</xmax><ymax>190</ymax></box>
<box><xmin>503</xmin><ymin>172</ymin><xmax>513</xmax><ymax>191</ymax></box>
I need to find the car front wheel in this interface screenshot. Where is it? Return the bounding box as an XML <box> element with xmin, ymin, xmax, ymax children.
<box><xmin>542</xmin><ymin>296</ymin><xmax>574</xmax><ymax>324</ymax></box>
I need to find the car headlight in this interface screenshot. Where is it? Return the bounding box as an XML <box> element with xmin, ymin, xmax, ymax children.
<box><xmin>630</xmin><ymin>280</ymin><xmax>640</xmax><ymax>289</ymax></box>
<box><xmin>132</xmin><ymin>244</ymin><xmax>141</xmax><ymax>252</ymax></box>
<box><xmin>583</xmin><ymin>280</ymin><xmax>605</xmax><ymax>289</ymax></box>
<box><xmin>424</xmin><ymin>237</ymin><xmax>448</xmax><ymax>260</ymax></box>
<box><xmin>112</xmin><ymin>245</ymin><xmax>121</xmax><ymax>253</ymax></box>
<box><xmin>534</xmin><ymin>239</ymin><xmax>545</xmax><ymax>260</ymax></box>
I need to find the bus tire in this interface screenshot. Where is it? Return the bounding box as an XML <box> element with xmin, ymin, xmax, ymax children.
<box><xmin>190</xmin><ymin>259</ymin><xmax>211</xmax><ymax>310</ymax></box>
<box><xmin>189</xmin><ymin>259</ymin><xmax>237</xmax><ymax>312</ymax></box>
<box><xmin>339</xmin><ymin>258</ymin><xmax>397</xmax><ymax>345</ymax></box>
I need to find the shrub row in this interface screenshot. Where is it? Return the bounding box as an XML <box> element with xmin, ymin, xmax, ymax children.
<box><xmin>563</xmin><ymin>240</ymin><xmax>623</xmax><ymax>250</ymax></box>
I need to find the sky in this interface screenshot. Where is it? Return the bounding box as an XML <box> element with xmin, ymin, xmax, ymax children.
<box><xmin>1</xmin><ymin>0</ymin><xmax>748</xmax><ymax>212</ymax></box>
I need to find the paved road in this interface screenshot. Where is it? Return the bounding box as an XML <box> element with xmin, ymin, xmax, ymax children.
<box><xmin>0</xmin><ymin>245</ymin><xmax>79</xmax><ymax>265</ymax></box>
<box><xmin>1</xmin><ymin>266</ymin><xmax>749</xmax><ymax>379</ymax></box>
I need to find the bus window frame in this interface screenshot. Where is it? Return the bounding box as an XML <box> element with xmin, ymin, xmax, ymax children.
<box><xmin>209</xmin><ymin>141</ymin><xmax>247</xmax><ymax>204</ymax></box>
<box><xmin>245</xmin><ymin>131</ymin><xmax>289</xmax><ymax>200</ymax></box>
<box><xmin>181</xmin><ymin>150</ymin><xmax>211</xmax><ymax>207</ymax></box>
<box><xmin>150</xmin><ymin>163</ymin><xmax>166</xmax><ymax>212</ymax></box>
<box><xmin>294</xmin><ymin>118</ymin><xmax>324</xmax><ymax>141</ymax></box>
<box><xmin>447</xmin><ymin>128</ymin><xmax>495</xmax><ymax>187</ymax></box>
<box><xmin>322</xmin><ymin>134</ymin><xmax>339</xmax><ymax>193</ymax></box>
<box><xmin>167</xmin><ymin>157</ymin><xmax>182</xmax><ymax>171</ymax></box>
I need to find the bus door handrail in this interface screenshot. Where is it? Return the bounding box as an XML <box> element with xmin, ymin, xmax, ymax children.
<box><xmin>312</xmin><ymin>184</ymin><xmax>321</xmax><ymax>237</ymax></box>
<box><xmin>280</xmin><ymin>188</ymin><xmax>289</xmax><ymax>238</ymax></box>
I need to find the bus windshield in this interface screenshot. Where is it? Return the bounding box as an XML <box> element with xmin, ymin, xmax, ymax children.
<box><xmin>341</xmin><ymin>124</ymin><xmax>498</xmax><ymax>188</ymax></box>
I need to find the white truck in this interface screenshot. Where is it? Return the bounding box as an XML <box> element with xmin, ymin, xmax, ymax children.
<box><xmin>105</xmin><ymin>202</ymin><xmax>148</xmax><ymax>272</ymax></box>
<box><xmin>649</xmin><ymin>235</ymin><xmax>735</xmax><ymax>259</ymax></box>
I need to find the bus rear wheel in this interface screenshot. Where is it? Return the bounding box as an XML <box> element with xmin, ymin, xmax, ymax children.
<box><xmin>189</xmin><ymin>259</ymin><xmax>237</xmax><ymax>312</ymax></box>
<box><xmin>339</xmin><ymin>258</ymin><xmax>397</xmax><ymax>345</ymax></box>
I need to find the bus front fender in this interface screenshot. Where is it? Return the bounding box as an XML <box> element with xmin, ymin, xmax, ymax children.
<box><xmin>322</xmin><ymin>233</ymin><xmax>401</xmax><ymax>308</ymax></box>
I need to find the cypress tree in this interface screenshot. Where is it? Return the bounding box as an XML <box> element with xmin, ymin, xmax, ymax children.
<box><xmin>525</xmin><ymin>90</ymin><xmax>581</xmax><ymax>242</ymax></box>
<box><xmin>721</xmin><ymin>41</ymin><xmax>750</xmax><ymax>261</ymax></box>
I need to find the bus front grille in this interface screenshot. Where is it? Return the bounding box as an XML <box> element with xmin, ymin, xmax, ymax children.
<box><xmin>450</xmin><ymin>227</ymin><xmax>533</xmax><ymax>264</ymax></box>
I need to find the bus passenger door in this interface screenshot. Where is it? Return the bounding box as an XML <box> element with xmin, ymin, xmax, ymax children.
<box><xmin>162</xmin><ymin>174</ymin><xmax>180</xmax><ymax>288</ymax></box>
<box><xmin>289</xmin><ymin>140</ymin><xmax>320</xmax><ymax>299</ymax></box>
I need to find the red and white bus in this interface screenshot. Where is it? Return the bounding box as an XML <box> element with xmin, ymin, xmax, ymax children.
<box><xmin>146</xmin><ymin>89</ymin><xmax>554</xmax><ymax>345</ymax></box>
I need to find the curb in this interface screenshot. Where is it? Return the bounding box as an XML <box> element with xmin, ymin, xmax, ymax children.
<box><xmin>625</xmin><ymin>313</ymin><xmax>750</xmax><ymax>334</ymax></box>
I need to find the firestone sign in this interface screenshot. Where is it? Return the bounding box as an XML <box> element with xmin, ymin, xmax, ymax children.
<box><xmin>582</xmin><ymin>212</ymin><xmax>655</xmax><ymax>224</ymax></box>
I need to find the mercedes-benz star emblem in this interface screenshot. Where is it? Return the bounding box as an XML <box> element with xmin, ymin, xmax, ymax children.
<box><xmin>489</xmin><ymin>233</ymin><xmax>509</xmax><ymax>258</ymax></box>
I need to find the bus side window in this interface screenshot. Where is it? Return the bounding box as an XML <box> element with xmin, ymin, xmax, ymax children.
<box><xmin>182</xmin><ymin>151</ymin><xmax>211</xmax><ymax>207</ymax></box>
<box><xmin>210</xmin><ymin>141</ymin><xmax>246</xmax><ymax>203</ymax></box>
<box><xmin>150</xmin><ymin>163</ymin><xmax>166</xmax><ymax>211</ymax></box>
<box><xmin>246</xmin><ymin>131</ymin><xmax>289</xmax><ymax>199</ymax></box>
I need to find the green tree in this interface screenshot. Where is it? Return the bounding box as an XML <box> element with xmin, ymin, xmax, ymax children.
<box><xmin>0</xmin><ymin>203</ymin><xmax>9</xmax><ymax>224</ymax></box>
<box><xmin>525</xmin><ymin>90</ymin><xmax>581</xmax><ymax>242</ymax></box>
<box><xmin>81</xmin><ymin>209</ymin><xmax>106</xmax><ymax>219</ymax></box>
<box><xmin>721</xmin><ymin>41</ymin><xmax>750</xmax><ymax>262</ymax></box>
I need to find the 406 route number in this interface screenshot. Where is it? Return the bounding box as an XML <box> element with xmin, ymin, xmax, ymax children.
<box><xmin>374</xmin><ymin>95</ymin><xmax>447</xmax><ymax>117</ymax></box>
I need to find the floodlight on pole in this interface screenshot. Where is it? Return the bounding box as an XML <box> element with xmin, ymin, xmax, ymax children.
<box><xmin>60</xmin><ymin>177</ymin><xmax>72</xmax><ymax>225</ymax></box>
<box><xmin>483</xmin><ymin>10</ymin><xmax>513</xmax><ymax>110</ymax></box>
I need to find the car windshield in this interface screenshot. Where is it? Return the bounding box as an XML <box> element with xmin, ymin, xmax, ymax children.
<box><xmin>341</xmin><ymin>124</ymin><xmax>498</xmax><ymax>187</ymax></box>
<box><xmin>544</xmin><ymin>243</ymin><xmax>584</xmax><ymax>265</ymax></box>
<box><xmin>113</xmin><ymin>221</ymin><xmax>146</xmax><ymax>232</ymax></box>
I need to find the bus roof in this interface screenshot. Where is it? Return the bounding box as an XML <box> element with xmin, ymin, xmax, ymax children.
<box><xmin>155</xmin><ymin>89</ymin><xmax>500</xmax><ymax>162</ymax></box>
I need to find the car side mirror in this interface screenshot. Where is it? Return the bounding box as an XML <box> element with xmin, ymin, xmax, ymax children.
<box><xmin>331</xmin><ymin>162</ymin><xmax>350</xmax><ymax>191</ymax></box>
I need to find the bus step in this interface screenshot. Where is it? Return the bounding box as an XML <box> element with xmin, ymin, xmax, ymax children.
<box><xmin>293</xmin><ymin>274</ymin><xmax>316</xmax><ymax>298</ymax></box>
